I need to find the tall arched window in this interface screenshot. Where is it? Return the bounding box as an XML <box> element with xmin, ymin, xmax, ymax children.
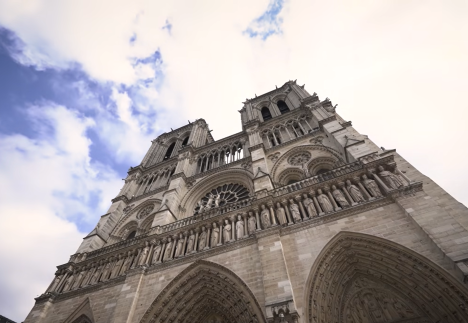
<box><xmin>181</xmin><ymin>136</ymin><xmax>189</xmax><ymax>147</ymax></box>
<box><xmin>126</xmin><ymin>230</ymin><xmax>136</xmax><ymax>240</ymax></box>
<box><xmin>164</xmin><ymin>142</ymin><xmax>176</xmax><ymax>160</ymax></box>
<box><xmin>277</xmin><ymin>100</ymin><xmax>290</xmax><ymax>114</ymax></box>
<box><xmin>261</xmin><ymin>107</ymin><xmax>272</xmax><ymax>121</ymax></box>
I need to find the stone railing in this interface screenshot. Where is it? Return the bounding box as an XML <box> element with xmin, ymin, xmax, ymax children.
<box><xmin>46</xmin><ymin>156</ymin><xmax>421</xmax><ymax>297</ymax></box>
<box><xmin>272</xmin><ymin>161</ymin><xmax>362</xmax><ymax>196</ymax></box>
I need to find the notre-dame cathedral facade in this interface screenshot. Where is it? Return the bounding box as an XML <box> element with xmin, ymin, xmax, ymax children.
<box><xmin>25</xmin><ymin>81</ymin><xmax>468</xmax><ymax>323</ymax></box>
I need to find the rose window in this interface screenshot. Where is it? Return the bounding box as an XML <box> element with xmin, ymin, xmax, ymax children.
<box><xmin>194</xmin><ymin>183</ymin><xmax>250</xmax><ymax>215</ymax></box>
<box><xmin>288</xmin><ymin>152</ymin><xmax>311</xmax><ymax>166</ymax></box>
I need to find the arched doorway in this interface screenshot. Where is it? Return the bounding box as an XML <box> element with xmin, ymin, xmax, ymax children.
<box><xmin>304</xmin><ymin>232</ymin><xmax>468</xmax><ymax>323</ymax></box>
<box><xmin>140</xmin><ymin>260</ymin><xmax>266</xmax><ymax>323</ymax></box>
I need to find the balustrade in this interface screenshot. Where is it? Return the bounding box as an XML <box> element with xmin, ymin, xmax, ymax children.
<box><xmin>48</xmin><ymin>162</ymin><xmax>416</xmax><ymax>296</ymax></box>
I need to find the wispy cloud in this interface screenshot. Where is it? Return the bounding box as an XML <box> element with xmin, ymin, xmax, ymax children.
<box><xmin>0</xmin><ymin>0</ymin><xmax>468</xmax><ymax>321</ymax></box>
<box><xmin>244</xmin><ymin>0</ymin><xmax>286</xmax><ymax>39</ymax></box>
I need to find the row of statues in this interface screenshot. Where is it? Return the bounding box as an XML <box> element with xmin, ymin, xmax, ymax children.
<box><xmin>50</xmin><ymin>168</ymin><xmax>407</xmax><ymax>294</ymax></box>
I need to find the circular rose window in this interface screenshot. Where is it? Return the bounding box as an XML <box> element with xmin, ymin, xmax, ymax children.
<box><xmin>194</xmin><ymin>183</ymin><xmax>250</xmax><ymax>215</ymax></box>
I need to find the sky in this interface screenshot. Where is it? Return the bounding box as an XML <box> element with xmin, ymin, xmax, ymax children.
<box><xmin>0</xmin><ymin>0</ymin><xmax>467</xmax><ymax>321</ymax></box>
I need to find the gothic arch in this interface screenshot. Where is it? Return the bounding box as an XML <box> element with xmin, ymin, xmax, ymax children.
<box><xmin>64</xmin><ymin>298</ymin><xmax>95</xmax><ymax>323</ymax></box>
<box><xmin>270</xmin><ymin>145</ymin><xmax>344</xmax><ymax>183</ymax></box>
<box><xmin>304</xmin><ymin>231</ymin><xmax>468</xmax><ymax>323</ymax></box>
<box><xmin>139</xmin><ymin>260</ymin><xmax>266</xmax><ymax>323</ymax></box>
<box><xmin>180</xmin><ymin>168</ymin><xmax>254</xmax><ymax>218</ymax></box>
<box><xmin>112</xmin><ymin>198</ymin><xmax>161</xmax><ymax>236</ymax></box>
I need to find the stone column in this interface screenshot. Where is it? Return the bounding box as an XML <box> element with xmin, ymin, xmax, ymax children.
<box><xmin>194</xmin><ymin>229</ymin><xmax>200</xmax><ymax>253</ymax></box>
<box><xmin>295</xmin><ymin>195</ymin><xmax>308</xmax><ymax>219</ymax></box>
<box><xmin>324</xmin><ymin>186</ymin><xmax>341</xmax><ymax>211</ymax></box>
<box><xmin>354</xmin><ymin>176</ymin><xmax>373</xmax><ymax>200</ymax></box>
<box><xmin>369</xmin><ymin>169</ymin><xmax>390</xmax><ymax>193</ymax></box>
<box><xmin>181</xmin><ymin>232</ymin><xmax>188</xmax><ymax>257</ymax></box>
<box><xmin>205</xmin><ymin>226</ymin><xmax>211</xmax><ymax>250</ymax></box>
<box><xmin>282</xmin><ymin>199</ymin><xmax>294</xmax><ymax>224</ymax></box>
<box><xmin>243</xmin><ymin>212</ymin><xmax>249</xmax><ymax>238</ymax></box>
<box><xmin>160</xmin><ymin>239</ymin><xmax>168</xmax><ymax>261</ymax></box>
<box><xmin>341</xmin><ymin>181</ymin><xmax>357</xmax><ymax>206</ymax></box>
<box><xmin>396</xmin><ymin>167</ymin><xmax>412</xmax><ymax>184</ymax></box>
<box><xmin>254</xmin><ymin>207</ymin><xmax>261</xmax><ymax>230</ymax></box>
<box><xmin>310</xmin><ymin>190</ymin><xmax>324</xmax><ymax>216</ymax></box>
<box><xmin>218</xmin><ymin>220</ymin><xmax>224</xmax><ymax>246</ymax></box>
<box><xmin>230</xmin><ymin>215</ymin><xmax>237</xmax><ymax>241</ymax></box>
<box><xmin>146</xmin><ymin>243</ymin><xmax>155</xmax><ymax>265</ymax></box>
<box><xmin>267</xmin><ymin>201</ymin><xmax>278</xmax><ymax>225</ymax></box>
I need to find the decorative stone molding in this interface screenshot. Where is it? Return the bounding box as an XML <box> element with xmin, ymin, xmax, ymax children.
<box><xmin>139</xmin><ymin>260</ymin><xmax>266</xmax><ymax>323</ymax></box>
<box><xmin>304</xmin><ymin>231</ymin><xmax>468</xmax><ymax>323</ymax></box>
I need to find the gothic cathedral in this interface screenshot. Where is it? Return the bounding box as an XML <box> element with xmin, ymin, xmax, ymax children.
<box><xmin>25</xmin><ymin>81</ymin><xmax>468</xmax><ymax>323</ymax></box>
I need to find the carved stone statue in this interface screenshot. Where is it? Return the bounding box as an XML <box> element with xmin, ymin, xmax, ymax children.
<box><xmin>223</xmin><ymin>219</ymin><xmax>232</xmax><ymax>242</ymax></box>
<box><xmin>186</xmin><ymin>230</ymin><xmax>195</xmax><ymax>253</ymax></box>
<box><xmin>214</xmin><ymin>194</ymin><xmax>221</xmax><ymax>207</ymax></box>
<box><xmin>236</xmin><ymin>215</ymin><xmax>245</xmax><ymax>239</ymax></box>
<box><xmin>198</xmin><ymin>227</ymin><xmax>207</xmax><ymax>250</ymax></box>
<box><xmin>346</xmin><ymin>179</ymin><xmax>365</xmax><ymax>203</ymax></box>
<box><xmin>362</xmin><ymin>175</ymin><xmax>383</xmax><ymax>197</ymax></box>
<box><xmin>120</xmin><ymin>251</ymin><xmax>133</xmax><ymax>275</ymax></box>
<box><xmin>211</xmin><ymin>223</ymin><xmax>220</xmax><ymax>246</ymax></box>
<box><xmin>317</xmin><ymin>189</ymin><xmax>333</xmax><ymax>213</ymax></box>
<box><xmin>331</xmin><ymin>185</ymin><xmax>349</xmax><ymax>208</ymax></box>
<box><xmin>197</xmin><ymin>200</ymin><xmax>205</xmax><ymax>213</ymax></box>
<box><xmin>289</xmin><ymin>199</ymin><xmax>302</xmax><ymax>222</ymax></box>
<box><xmin>175</xmin><ymin>233</ymin><xmax>184</xmax><ymax>257</ymax></box>
<box><xmin>205</xmin><ymin>193</ymin><xmax>214</xmax><ymax>210</ymax></box>
<box><xmin>276</xmin><ymin>202</ymin><xmax>287</xmax><ymax>224</ymax></box>
<box><xmin>138</xmin><ymin>242</ymin><xmax>150</xmax><ymax>266</ymax></box>
<box><xmin>164</xmin><ymin>237</ymin><xmax>173</xmax><ymax>260</ymax></box>
<box><xmin>260</xmin><ymin>204</ymin><xmax>271</xmax><ymax>228</ymax></box>
<box><xmin>248</xmin><ymin>212</ymin><xmax>256</xmax><ymax>234</ymax></box>
<box><xmin>152</xmin><ymin>242</ymin><xmax>162</xmax><ymax>263</ymax></box>
<box><xmin>302</xmin><ymin>193</ymin><xmax>317</xmax><ymax>218</ymax></box>
<box><xmin>100</xmin><ymin>262</ymin><xmax>111</xmax><ymax>281</ymax></box>
<box><xmin>378</xmin><ymin>166</ymin><xmax>403</xmax><ymax>189</ymax></box>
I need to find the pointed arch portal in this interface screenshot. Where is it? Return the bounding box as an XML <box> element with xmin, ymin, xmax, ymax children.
<box><xmin>140</xmin><ymin>260</ymin><xmax>266</xmax><ymax>323</ymax></box>
<box><xmin>305</xmin><ymin>232</ymin><xmax>468</xmax><ymax>323</ymax></box>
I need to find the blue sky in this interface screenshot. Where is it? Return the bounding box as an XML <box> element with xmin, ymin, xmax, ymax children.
<box><xmin>0</xmin><ymin>0</ymin><xmax>467</xmax><ymax>321</ymax></box>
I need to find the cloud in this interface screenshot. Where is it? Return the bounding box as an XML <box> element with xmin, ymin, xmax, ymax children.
<box><xmin>0</xmin><ymin>0</ymin><xmax>468</xmax><ymax>321</ymax></box>
<box><xmin>0</xmin><ymin>103</ymin><xmax>121</xmax><ymax>320</ymax></box>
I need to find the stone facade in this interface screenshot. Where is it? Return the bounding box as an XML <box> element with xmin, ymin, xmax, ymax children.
<box><xmin>24</xmin><ymin>81</ymin><xmax>468</xmax><ymax>323</ymax></box>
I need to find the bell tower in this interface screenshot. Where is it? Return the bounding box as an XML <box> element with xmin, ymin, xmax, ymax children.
<box><xmin>25</xmin><ymin>80</ymin><xmax>468</xmax><ymax>323</ymax></box>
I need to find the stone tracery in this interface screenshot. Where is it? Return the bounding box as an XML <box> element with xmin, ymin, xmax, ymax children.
<box><xmin>194</xmin><ymin>183</ymin><xmax>250</xmax><ymax>215</ymax></box>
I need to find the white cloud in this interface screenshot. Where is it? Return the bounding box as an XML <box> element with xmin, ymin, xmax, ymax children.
<box><xmin>0</xmin><ymin>103</ymin><xmax>121</xmax><ymax>320</ymax></box>
<box><xmin>0</xmin><ymin>0</ymin><xmax>468</xmax><ymax>320</ymax></box>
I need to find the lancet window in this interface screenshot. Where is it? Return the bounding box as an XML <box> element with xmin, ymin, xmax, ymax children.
<box><xmin>196</xmin><ymin>141</ymin><xmax>244</xmax><ymax>174</ymax></box>
<box><xmin>164</xmin><ymin>142</ymin><xmax>176</xmax><ymax>160</ymax></box>
<box><xmin>261</xmin><ymin>107</ymin><xmax>272</xmax><ymax>121</ymax></box>
<box><xmin>194</xmin><ymin>183</ymin><xmax>250</xmax><ymax>215</ymax></box>
<box><xmin>262</xmin><ymin>115</ymin><xmax>314</xmax><ymax>148</ymax></box>
<box><xmin>181</xmin><ymin>136</ymin><xmax>189</xmax><ymax>147</ymax></box>
<box><xmin>135</xmin><ymin>166</ymin><xmax>176</xmax><ymax>197</ymax></box>
<box><xmin>277</xmin><ymin>100</ymin><xmax>290</xmax><ymax>114</ymax></box>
